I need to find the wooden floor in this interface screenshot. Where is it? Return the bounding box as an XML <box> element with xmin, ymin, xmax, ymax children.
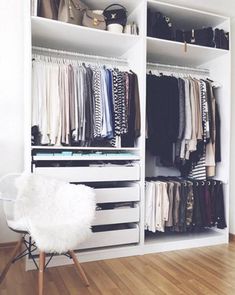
<box><xmin>1</xmin><ymin>243</ymin><xmax>235</xmax><ymax>295</ymax></box>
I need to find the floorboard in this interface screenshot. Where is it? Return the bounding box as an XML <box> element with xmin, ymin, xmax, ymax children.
<box><xmin>1</xmin><ymin>243</ymin><xmax>235</xmax><ymax>294</ymax></box>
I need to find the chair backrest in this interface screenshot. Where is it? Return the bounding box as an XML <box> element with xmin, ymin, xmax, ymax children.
<box><xmin>12</xmin><ymin>173</ymin><xmax>96</xmax><ymax>253</ymax></box>
<box><xmin>0</xmin><ymin>173</ymin><xmax>21</xmax><ymax>221</ymax></box>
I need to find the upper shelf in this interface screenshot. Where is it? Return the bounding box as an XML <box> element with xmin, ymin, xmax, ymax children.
<box><xmin>33</xmin><ymin>155</ymin><xmax>140</xmax><ymax>161</ymax></box>
<box><xmin>147</xmin><ymin>0</ymin><xmax>229</xmax><ymax>30</ymax></box>
<box><xmin>147</xmin><ymin>37</ymin><xmax>229</xmax><ymax>67</ymax></box>
<box><xmin>31</xmin><ymin>146</ymin><xmax>140</xmax><ymax>151</ymax></box>
<box><xmin>31</xmin><ymin>17</ymin><xmax>140</xmax><ymax>57</ymax></box>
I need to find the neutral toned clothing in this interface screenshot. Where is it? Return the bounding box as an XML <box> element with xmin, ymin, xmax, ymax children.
<box><xmin>165</xmin><ymin>182</ymin><xmax>174</xmax><ymax>227</ymax></box>
<box><xmin>32</xmin><ymin>59</ymin><xmax>141</xmax><ymax>147</ymax></box>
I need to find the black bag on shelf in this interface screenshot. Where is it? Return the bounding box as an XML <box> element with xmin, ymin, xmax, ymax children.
<box><xmin>222</xmin><ymin>32</ymin><xmax>229</xmax><ymax>50</ymax></box>
<box><xmin>215</xmin><ymin>29</ymin><xmax>229</xmax><ymax>50</ymax></box>
<box><xmin>195</xmin><ymin>27</ymin><xmax>214</xmax><ymax>47</ymax></box>
<box><xmin>147</xmin><ymin>9</ymin><xmax>173</xmax><ymax>40</ymax></box>
<box><xmin>103</xmin><ymin>4</ymin><xmax>127</xmax><ymax>27</ymax></box>
<box><xmin>176</xmin><ymin>27</ymin><xmax>214</xmax><ymax>47</ymax></box>
<box><xmin>175</xmin><ymin>29</ymin><xmax>185</xmax><ymax>43</ymax></box>
<box><xmin>147</xmin><ymin>9</ymin><xmax>157</xmax><ymax>37</ymax></box>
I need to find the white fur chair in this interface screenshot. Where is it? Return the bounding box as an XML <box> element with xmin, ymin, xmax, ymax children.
<box><xmin>0</xmin><ymin>173</ymin><xmax>96</xmax><ymax>295</ymax></box>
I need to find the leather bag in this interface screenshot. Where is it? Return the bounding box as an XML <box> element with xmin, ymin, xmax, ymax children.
<box><xmin>39</xmin><ymin>0</ymin><xmax>60</xmax><ymax>20</ymax></box>
<box><xmin>147</xmin><ymin>9</ymin><xmax>173</xmax><ymax>40</ymax></box>
<box><xmin>82</xmin><ymin>10</ymin><xmax>106</xmax><ymax>30</ymax></box>
<box><xmin>176</xmin><ymin>28</ymin><xmax>215</xmax><ymax>47</ymax></box>
<box><xmin>215</xmin><ymin>29</ymin><xmax>229</xmax><ymax>50</ymax></box>
<box><xmin>58</xmin><ymin>0</ymin><xmax>88</xmax><ymax>25</ymax></box>
<box><xmin>103</xmin><ymin>4</ymin><xmax>127</xmax><ymax>27</ymax></box>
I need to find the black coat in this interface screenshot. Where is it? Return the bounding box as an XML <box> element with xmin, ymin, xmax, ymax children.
<box><xmin>146</xmin><ymin>74</ymin><xmax>179</xmax><ymax>166</ymax></box>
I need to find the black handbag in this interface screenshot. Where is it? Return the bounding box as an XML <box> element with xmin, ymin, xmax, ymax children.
<box><xmin>103</xmin><ymin>4</ymin><xmax>127</xmax><ymax>26</ymax></box>
<box><xmin>147</xmin><ymin>9</ymin><xmax>157</xmax><ymax>37</ymax></box>
<box><xmin>147</xmin><ymin>9</ymin><xmax>173</xmax><ymax>40</ymax></box>
<box><xmin>176</xmin><ymin>27</ymin><xmax>214</xmax><ymax>47</ymax></box>
<box><xmin>215</xmin><ymin>29</ymin><xmax>229</xmax><ymax>50</ymax></box>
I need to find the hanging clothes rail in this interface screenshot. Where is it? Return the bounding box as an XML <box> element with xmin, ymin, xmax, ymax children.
<box><xmin>147</xmin><ymin>62</ymin><xmax>210</xmax><ymax>75</ymax></box>
<box><xmin>32</xmin><ymin>46</ymin><xmax>128</xmax><ymax>64</ymax></box>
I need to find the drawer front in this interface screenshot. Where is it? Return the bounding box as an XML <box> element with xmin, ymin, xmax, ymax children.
<box><xmin>95</xmin><ymin>186</ymin><xmax>140</xmax><ymax>203</ymax></box>
<box><xmin>93</xmin><ymin>206</ymin><xmax>139</xmax><ymax>226</ymax></box>
<box><xmin>78</xmin><ymin>226</ymin><xmax>139</xmax><ymax>250</ymax></box>
<box><xmin>34</xmin><ymin>165</ymin><xmax>140</xmax><ymax>182</ymax></box>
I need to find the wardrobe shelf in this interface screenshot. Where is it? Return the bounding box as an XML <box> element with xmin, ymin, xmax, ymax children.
<box><xmin>147</xmin><ymin>37</ymin><xmax>229</xmax><ymax>67</ymax></box>
<box><xmin>147</xmin><ymin>0</ymin><xmax>228</xmax><ymax>30</ymax></box>
<box><xmin>144</xmin><ymin>229</ymin><xmax>227</xmax><ymax>253</ymax></box>
<box><xmin>31</xmin><ymin>16</ymin><xmax>140</xmax><ymax>58</ymax></box>
<box><xmin>31</xmin><ymin>146</ymin><xmax>140</xmax><ymax>151</ymax></box>
<box><xmin>33</xmin><ymin>156</ymin><xmax>140</xmax><ymax>161</ymax></box>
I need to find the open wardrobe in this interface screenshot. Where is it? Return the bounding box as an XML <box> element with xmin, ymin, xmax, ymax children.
<box><xmin>0</xmin><ymin>0</ymin><xmax>234</xmax><ymax>294</ymax></box>
<box><xmin>21</xmin><ymin>0</ymin><xmax>231</xmax><ymax>268</ymax></box>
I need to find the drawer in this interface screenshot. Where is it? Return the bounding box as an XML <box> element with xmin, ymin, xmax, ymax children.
<box><xmin>33</xmin><ymin>165</ymin><xmax>140</xmax><ymax>182</ymax></box>
<box><xmin>93</xmin><ymin>206</ymin><xmax>139</xmax><ymax>226</ymax></box>
<box><xmin>94</xmin><ymin>186</ymin><xmax>140</xmax><ymax>203</ymax></box>
<box><xmin>78</xmin><ymin>225</ymin><xmax>139</xmax><ymax>250</ymax></box>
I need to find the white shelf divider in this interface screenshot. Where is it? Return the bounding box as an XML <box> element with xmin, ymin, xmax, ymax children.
<box><xmin>147</xmin><ymin>0</ymin><xmax>228</xmax><ymax>30</ymax></box>
<box><xmin>144</xmin><ymin>229</ymin><xmax>228</xmax><ymax>254</ymax></box>
<box><xmin>31</xmin><ymin>145</ymin><xmax>140</xmax><ymax>151</ymax></box>
<box><xmin>32</xmin><ymin>16</ymin><xmax>140</xmax><ymax>57</ymax></box>
<box><xmin>147</xmin><ymin>37</ymin><xmax>229</xmax><ymax>67</ymax></box>
<box><xmin>33</xmin><ymin>155</ymin><xmax>140</xmax><ymax>161</ymax></box>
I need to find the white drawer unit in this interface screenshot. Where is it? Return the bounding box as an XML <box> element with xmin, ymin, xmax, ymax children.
<box><xmin>94</xmin><ymin>186</ymin><xmax>140</xmax><ymax>203</ymax></box>
<box><xmin>78</xmin><ymin>225</ymin><xmax>139</xmax><ymax>250</ymax></box>
<box><xmin>93</xmin><ymin>206</ymin><xmax>139</xmax><ymax>226</ymax></box>
<box><xmin>33</xmin><ymin>165</ymin><xmax>140</xmax><ymax>182</ymax></box>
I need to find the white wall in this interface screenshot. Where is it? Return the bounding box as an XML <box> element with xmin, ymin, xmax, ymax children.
<box><xmin>0</xmin><ymin>0</ymin><xmax>235</xmax><ymax>242</ymax></box>
<box><xmin>0</xmin><ymin>1</ymin><xmax>24</xmax><ymax>242</ymax></box>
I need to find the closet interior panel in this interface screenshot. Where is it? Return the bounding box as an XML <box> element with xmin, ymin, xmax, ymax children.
<box><xmin>121</xmin><ymin>0</ymin><xmax>147</xmax><ymax>245</ymax></box>
<box><xmin>201</xmin><ymin>54</ymin><xmax>231</xmax><ymax>234</ymax></box>
<box><xmin>202</xmin><ymin>56</ymin><xmax>231</xmax><ymax>183</ymax></box>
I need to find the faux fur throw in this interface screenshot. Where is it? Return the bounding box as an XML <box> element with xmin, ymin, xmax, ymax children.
<box><xmin>14</xmin><ymin>173</ymin><xmax>95</xmax><ymax>253</ymax></box>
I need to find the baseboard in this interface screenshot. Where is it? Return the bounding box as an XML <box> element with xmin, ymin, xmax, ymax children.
<box><xmin>229</xmin><ymin>233</ymin><xmax>235</xmax><ymax>242</ymax></box>
<box><xmin>0</xmin><ymin>241</ymin><xmax>18</xmax><ymax>249</ymax></box>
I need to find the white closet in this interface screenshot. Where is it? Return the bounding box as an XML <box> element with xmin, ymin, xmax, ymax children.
<box><xmin>23</xmin><ymin>0</ymin><xmax>231</xmax><ymax>270</ymax></box>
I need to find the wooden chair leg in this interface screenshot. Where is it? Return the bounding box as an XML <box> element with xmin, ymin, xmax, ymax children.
<box><xmin>68</xmin><ymin>250</ymin><xmax>89</xmax><ymax>287</ymax></box>
<box><xmin>38</xmin><ymin>251</ymin><xmax>45</xmax><ymax>295</ymax></box>
<box><xmin>0</xmin><ymin>237</ymin><xmax>24</xmax><ymax>284</ymax></box>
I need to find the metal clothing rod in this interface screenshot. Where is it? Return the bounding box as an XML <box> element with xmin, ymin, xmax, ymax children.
<box><xmin>32</xmin><ymin>46</ymin><xmax>128</xmax><ymax>64</ymax></box>
<box><xmin>147</xmin><ymin>62</ymin><xmax>210</xmax><ymax>74</ymax></box>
